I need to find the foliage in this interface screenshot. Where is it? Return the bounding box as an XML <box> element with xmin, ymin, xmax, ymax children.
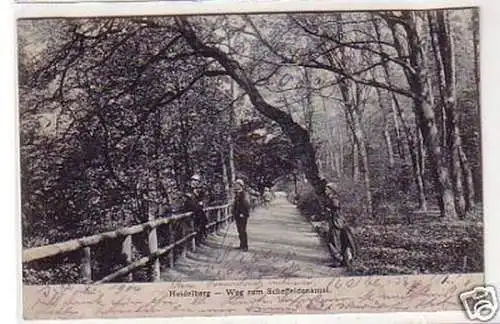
<box><xmin>350</xmin><ymin>220</ymin><xmax>483</xmax><ymax>275</ymax></box>
<box><xmin>19</xmin><ymin>8</ymin><xmax>482</xmax><ymax>282</ymax></box>
<box><xmin>234</xmin><ymin>119</ymin><xmax>296</xmax><ymax>192</ymax></box>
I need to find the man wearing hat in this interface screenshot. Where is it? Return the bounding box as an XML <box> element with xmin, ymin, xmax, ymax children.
<box><xmin>324</xmin><ymin>182</ymin><xmax>341</xmax><ymax>212</ymax></box>
<box><xmin>184</xmin><ymin>174</ymin><xmax>208</xmax><ymax>244</ymax></box>
<box><xmin>232</xmin><ymin>179</ymin><xmax>251</xmax><ymax>251</ymax></box>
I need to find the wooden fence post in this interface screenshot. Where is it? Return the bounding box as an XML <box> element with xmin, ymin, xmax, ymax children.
<box><xmin>190</xmin><ymin>218</ymin><xmax>196</xmax><ymax>252</ymax></box>
<box><xmin>223</xmin><ymin>207</ymin><xmax>227</xmax><ymax>227</ymax></box>
<box><xmin>168</xmin><ymin>222</ymin><xmax>175</xmax><ymax>268</ymax></box>
<box><xmin>148</xmin><ymin>201</ymin><xmax>161</xmax><ymax>282</ymax></box>
<box><xmin>182</xmin><ymin>220</ymin><xmax>187</xmax><ymax>257</ymax></box>
<box><xmin>121</xmin><ymin>235</ymin><xmax>133</xmax><ymax>282</ymax></box>
<box><xmin>206</xmin><ymin>210</ymin><xmax>211</xmax><ymax>234</ymax></box>
<box><xmin>80</xmin><ymin>247</ymin><xmax>92</xmax><ymax>284</ymax></box>
<box><xmin>148</xmin><ymin>227</ymin><xmax>161</xmax><ymax>281</ymax></box>
<box><xmin>216</xmin><ymin>209</ymin><xmax>221</xmax><ymax>232</ymax></box>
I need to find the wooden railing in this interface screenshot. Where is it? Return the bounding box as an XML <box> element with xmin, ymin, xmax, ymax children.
<box><xmin>22</xmin><ymin>203</ymin><xmax>232</xmax><ymax>284</ymax></box>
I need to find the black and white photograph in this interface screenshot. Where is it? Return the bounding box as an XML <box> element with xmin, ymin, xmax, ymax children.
<box><xmin>19</xmin><ymin>7</ymin><xmax>483</xmax><ymax>286</ymax></box>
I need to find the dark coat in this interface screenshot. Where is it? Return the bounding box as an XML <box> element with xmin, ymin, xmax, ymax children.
<box><xmin>325</xmin><ymin>194</ymin><xmax>345</xmax><ymax>230</ymax></box>
<box><xmin>232</xmin><ymin>190</ymin><xmax>250</xmax><ymax>218</ymax></box>
<box><xmin>183</xmin><ymin>188</ymin><xmax>206</xmax><ymax>219</ymax></box>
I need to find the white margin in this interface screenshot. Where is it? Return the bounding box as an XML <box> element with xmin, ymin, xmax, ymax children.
<box><xmin>14</xmin><ymin>0</ymin><xmax>479</xmax><ymax>18</ymax></box>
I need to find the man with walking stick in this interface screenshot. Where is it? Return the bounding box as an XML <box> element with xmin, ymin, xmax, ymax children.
<box><xmin>232</xmin><ymin>179</ymin><xmax>250</xmax><ymax>251</ymax></box>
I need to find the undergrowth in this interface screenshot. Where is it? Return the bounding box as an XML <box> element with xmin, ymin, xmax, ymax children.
<box><xmin>293</xmin><ymin>179</ymin><xmax>483</xmax><ymax>276</ymax></box>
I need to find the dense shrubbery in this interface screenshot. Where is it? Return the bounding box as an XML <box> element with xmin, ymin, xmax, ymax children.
<box><xmin>294</xmin><ymin>174</ymin><xmax>404</xmax><ymax>227</ymax></box>
<box><xmin>295</xmin><ymin>186</ymin><xmax>322</xmax><ymax>220</ymax></box>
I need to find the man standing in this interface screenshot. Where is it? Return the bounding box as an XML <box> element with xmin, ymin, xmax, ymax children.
<box><xmin>184</xmin><ymin>174</ymin><xmax>208</xmax><ymax>245</ymax></box>
<box><xmin>232</xmin><ymin>179</ymin><xmax>251</xmax><ymax>251</ymax></box>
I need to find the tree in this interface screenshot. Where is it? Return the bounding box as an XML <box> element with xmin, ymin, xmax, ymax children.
<box><xmin>392</xmin><ymin>11</ymin><xmax>457</xmax><ymax>218</ymax></box>
<box><xmin>19</xmin><ymin>17</ymin><xmax>232</xmax><ymax>245</ymax></box>
<box><xmin>371</xmin><ymin>14</ymin><xmax>428</xmax><ymax>211</ymax></box>
<box><xmin>175</xmin><ymin>17</ymin><xmax>329</xmax><ymax>201</ymax></box>
<box><xmin>429</xmin><ymin>10</ymin><xmax>475</xmax><ymax>216</ymax></box>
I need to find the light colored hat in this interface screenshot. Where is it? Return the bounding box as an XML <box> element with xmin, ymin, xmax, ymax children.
<box><xmin>325</xmin><ymin>182</ymin><xmax>338</xmax><ymax>192</ymax></box>
<box><xmin>235</xmin><ymin>179</ymin><xmax>245</xmax><ymax>186</ymax></box>
<box><xmin>191</xmin><ymin>174</ymin><xmax>202</xmax><ymax>181</ymax></box>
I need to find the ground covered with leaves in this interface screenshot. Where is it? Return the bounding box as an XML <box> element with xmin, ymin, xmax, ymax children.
<box><xmin>295</xmin><ymin>180</ymin><xmax>483</xmax><ymax>276</ymax></box>
<box><xmin>350</xmin><ymin>219</ymin><xmax>483</xmax><ymax>275</ymax></box>
<box><xmin>312</xmin><ymin>216</ymin><xmax>482</xmax><ymax>276</ymax></box>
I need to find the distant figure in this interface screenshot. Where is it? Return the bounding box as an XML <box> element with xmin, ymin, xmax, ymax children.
<box><xmin>232</xmin><ymin>179</ymin><xmax>251</xmax><ymax>251</ymax></box>
<box><xmin>263</xmin><ymin>187</ymin><xmax>273</xmax><ymax>208</ymax></box>
<box><xmin>184</xmin><ymin>174</ymin><xmax>208</xmax><ymax>244</ymax></box>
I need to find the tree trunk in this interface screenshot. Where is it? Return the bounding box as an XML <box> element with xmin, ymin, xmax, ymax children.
<box><xmin>459</xmin><ymin>145</ymin><xmax>475</xmax><ymax>211</ymax></box>
<box><xmin>373</xmin><ymin>15</ymin><xmax>427</xmax><ymax>210</ymax></box>
<box><xmin>172</xmin><ymin>142</ymin><xmax>184</xmax><ymax>192</ymax></box>
<box><xmin>435</xmin><ymin>11</ymin><xmax>474</xmax><ymax>215</ymax></box>
<box><xmin>220</xmin><ymin>150</ymin><xmax>230</xmax><ymax>201</ymax></box>
<box><xmin>316</xmin><ymin>157</ymin><xmax>323</xmax><ymax>175</ymax></box>
<box><xmin>375</xmin><ymin>87</ymin><xmax>395</xmax><ymax>168</ymax></box>
<box><xmin>333</xmin><ymin>152</ymin><xmax>340</xmax><ymax>176</ymax></box>
<box><xmin>394</xmin><ymin>96</ymin><xmax>427</xmax><ymax>211</ymax></box>
<box><xmin>469</xmin><ymin>9</ymin><xmax>482</xmax><ymax>204</ymax></box>
<box><xmin>471</xmin><ymin>8</ymin><xmax>480</xmax><ymax>111</ymax></box>
<box><xmin>338</xmin><ymin>126</ymin><xmax>344</xmax><ymax>175</ymax></box>
<box><xmin>384</xmin><ymin>127</ymin><xmax>395</xmax><ymax>168</ymax></box>
<box><xmin>334</xmin><ymin>12</ymin><xmax>372</xmax><ymax>217</ymax></box>
<box><xmin>356</xmin><ymin>129</ymin><xmax>373</xmax><ymax>216</ymax></box>
<box><xmin>341</xmin><ymin>82</ymin><xmax>373</xmax><ymax>216</ymax></box>
<box><xmin>391</xmin><ymin>101</ymin><xmax>404</xmax><ymax>157</ymax></box>
<box><xmin>351</xmin><ymin>135</ymin><xmax>360</xmax><ymax>181</ymax></box>
<box><xmin>228</xmin><ymin>130</ymin><xmax>235</xmax><ymax>183</ymax></box>
<box><xmin>413</xmin><ymin>142</ymin><xmax>428</xmax><ymax>211</ymax></box>
<box><xmin>342</xmin><ymin>92</ymin><xmax>361</xmax><ymax>182</ymax></box>
<box><xmin>450</xmin><ymin>139</ymin><xmax>466</xmax><ymax>217</ymax></box>
<box><xmin>179</xmin><ymin>108</ymin><xmax>192</xmax><ymax>182</ymax></box>
<box><xmin>154</xmin><ymin>106</ymin><xmax>170</xmax><ymax>215</ymax></box>
<box><xmin>303</xmin><ymin>68</ymin><xmax>314</xmax><ymax>136</ymax></box>
<box><xmin>401</xmin><ymin>11</ymin><xmax>457</xmax><ymax>219</ymax></box>
<box><xmin>177</xmin><ymin>18</ymin><xmax>327</xmax><ymax>199</ymax></box>
<box><xmin>417</xmin><ymin>128</ymin><xmax>426</xmax><ymax>178</ymax></box>
<box><xmin>228</xmin><ymin>73</ymin><xmax>236</xmax><ymax>188</ymax></box>
<box><xmin>428</xmin><ymin>12</ymin><xmax>449</xmax><ymax>151</ymax></box>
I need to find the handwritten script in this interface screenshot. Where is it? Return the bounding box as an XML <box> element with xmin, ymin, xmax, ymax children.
<box><xmin>23</xmin><ymin>273</ymin><xmax>483</xmax><ymax>319</ymax></box>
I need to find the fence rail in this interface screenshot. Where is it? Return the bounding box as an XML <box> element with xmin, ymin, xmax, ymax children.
<box><xmin>23</xmin><ymin>203</ymin><xmax>232</xmax><ymax>284</ymax></box>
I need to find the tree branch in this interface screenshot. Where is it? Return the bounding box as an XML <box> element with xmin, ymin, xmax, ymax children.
<box><xmin>242</xmin><ymin>15</ymin><xmax>414</xmax><ymax>98</ymax></box>
<box><xmin>176</xmin><ymin>16</ymin><xmax>326</xmax><ymax>196</ymax></box>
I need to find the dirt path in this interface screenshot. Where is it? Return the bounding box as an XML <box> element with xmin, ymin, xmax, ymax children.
<box><xmin>161</xmin><ymin>192</ymin><xmax>344</xmax><ymax>281</ymax></box>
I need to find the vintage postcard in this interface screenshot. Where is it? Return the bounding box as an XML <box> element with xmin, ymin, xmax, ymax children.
<box><xmin>16</xmin><ymin>0</ymin><xmax>496</xmax><ymax>322</ymax></box>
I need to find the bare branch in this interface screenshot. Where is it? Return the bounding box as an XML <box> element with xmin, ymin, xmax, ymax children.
<box><xmin>242</xmin><ymin>15</ymin><xmax>414</xmax><ymax>98</ymax></box>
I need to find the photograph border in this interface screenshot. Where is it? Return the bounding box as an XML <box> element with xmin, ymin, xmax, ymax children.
<box><xmin>11</xmin><ymin>0</ymin><xmax>500</xmax><ymax>323</ymax></box>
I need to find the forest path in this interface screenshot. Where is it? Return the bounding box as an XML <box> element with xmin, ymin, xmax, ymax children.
<box><xmin>161</xmin><ymin>192</ymin><xmax>344</xmax><ymax>281</ymax></box>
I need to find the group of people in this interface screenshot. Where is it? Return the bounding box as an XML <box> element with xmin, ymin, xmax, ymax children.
<box><xmin>183</xmin><ymin>174</ymin><xmax>251</xmax><ymax>251</ymax></box>
<box><xmin>183</xmin><ymin>174</ymin><xmax>352</xmax><ymax>264</ymax></box>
